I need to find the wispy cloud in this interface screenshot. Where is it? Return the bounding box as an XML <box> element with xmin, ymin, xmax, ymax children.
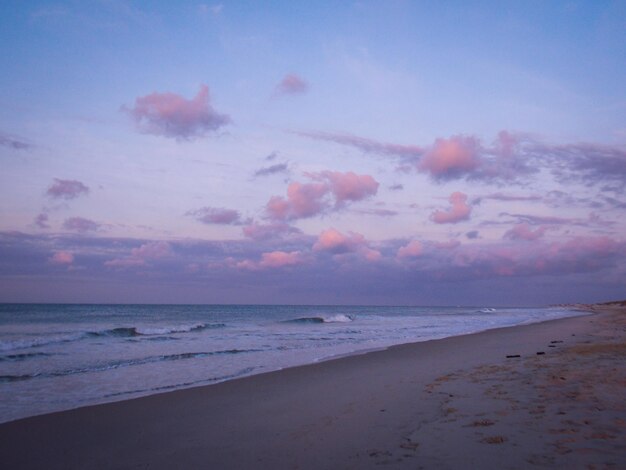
<box><xmin>503</xmin><ymin>223</ymin><xmax>547</xmax><ymax>241</ymax></box>
<box><xmin>187</xmin><ymin>207</ymin><xmax>243</xmax><ymax>225</ymax></box>
<box><xmin>0</xmin><ymin>131</ymin><xmax>32</xmax><ymax>150</ymax></box>
<box><xmin>46</xmin><ymin>179</ymin><xmax>90</xmax><ymax>200</ymax></box>
<box><xmin>274</xmin><ymin>74</ymin><xmax>309</xmax><ymax>96</ymax></box>
<box><xmin>34</xmin><ymin>213</ymin><xmax>50</xmax><ymax>229</ymax></box>
<box><xmin>297</xmin><ymin>130</ymin><xmax>423</xmax><ymax>159</ymax></box>
<box><xmin>63</xmin><ymin>217</ymin><xmax>100</xmax><ymax>233</ymax></box>
<box><xmin>296</xmin><ymin>129</ymin><xmax>626</xmax><ymax>187</ymax></box>
<box><xmin>254</xmin><ymin>162</ymin><xmax>289</xmax><ymax>177</ymax></box>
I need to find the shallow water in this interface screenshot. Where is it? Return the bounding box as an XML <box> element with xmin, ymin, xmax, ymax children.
<box><xmin>0</xmin><ymin>303</ymin><xmax>583</xmax><ymax>423</ymax></box>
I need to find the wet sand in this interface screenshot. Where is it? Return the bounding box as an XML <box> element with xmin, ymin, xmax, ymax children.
<box><xmin>1</xmin><ymin>303</ymin><xmax>624</xmax><ymax>469</ymax></box>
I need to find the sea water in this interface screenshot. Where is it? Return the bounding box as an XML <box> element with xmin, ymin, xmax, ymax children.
<box><xmin>0</xmin><ymin>303</ymin><xmax>584</xmax><ymax>423</ymax></box>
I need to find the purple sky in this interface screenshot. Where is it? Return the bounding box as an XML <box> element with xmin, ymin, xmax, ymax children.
<box><xmin>1</xmin><ymin>1</ymin><xmax>625</xmax><ymax>305</ymax></box>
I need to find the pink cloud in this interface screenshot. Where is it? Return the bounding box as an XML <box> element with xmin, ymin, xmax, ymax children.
<box><xmin>123</xmin><ymin>84</ymin><xmax>230</xmax><ymax>140</ymax></box>
<box><xmin>313</xmin><ymin>228</ymin><xmax>364</xmax><ymax>254</ymax></box>
<box><xmin>266</xmin><ymin>171</ymin><xmax>379</xmax><ymax>221</ymax></box>
<box><xmin>46</xmin><ymin>179</ymin><xmax>89</xmax><ymax>200</ymax></box>
<box><xmin>34</xmin><ymin>213</ymin><xmax>50</xmax><ymax>229</ymax></box>
<box><xmin>105</xmin><ymin>241</ymin><xmax>171</xmax><ymax>268</ymax></box>
<box><xmin>503</xmin><ymin>223</ymin><xmax>547</xmax><ymax>241</ymax></box>
<box><xmin>275</xmin><ymin>74</ymin><xmax>309</xmax><ymax>95</ymax></box>
<box><xmin>49</xmin><ymin>251</ymin><xmax>73</xmax><ymax>265</ymax></box>
<box><xmin>313</xmin><ymin>228</ymin><xmax>381</xmax><ymax>262</ymax></box>
<box><xmin>317</xmin><ymin>171</ymin><xmax>379</xmax><ymax>206</ymax></box>
<box><xmin>418</xmin><ymin>136</ymin><xmax>481</xmax><ymax>180</ymax></box>
<box><xmin>397</xmin><ymin>240</ymin><xmax>422</xmax><ymax>259</ymax></box>
<box><xmin>259</xmin><ymin>250</ymin><xmax>305</xmax><ymax>268</ymax></box>
<box><xmin>188</xmin><ymin>207</ymin><xmax>242</xmax><ymax>225</ymax></box>
<box><xmin>234</xmin><ymin>250</ymin><xmax>306</xmax><ymax>270</ymax></box>
<box><xmin>63</xmin><ymin>217</ymin><xmax>100</xmax><ymax>233</ymax></box>
<box><xmin>266</xmin><ymin>182</ymin><xmax>329</xmax><ymax>220</ymax></box>
<box><xmin>431</xmin><ymin>192</ymin><xmax>472</xmax><ymax>224</ymax></box>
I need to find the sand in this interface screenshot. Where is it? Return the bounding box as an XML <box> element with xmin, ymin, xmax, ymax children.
<box><xmin>1</xmin><ymin>304</ymin><xmax>625</xmax><ymax>469</ymax></box>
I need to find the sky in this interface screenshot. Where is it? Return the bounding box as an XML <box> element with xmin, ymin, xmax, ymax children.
<box><xmin>1</xmin><ymin>0</ymin><xmax>625</xmax><ymax>306</ymax></box>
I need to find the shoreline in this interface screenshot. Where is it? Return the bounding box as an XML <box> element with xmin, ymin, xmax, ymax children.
<box><xmin>0</xmin><ymin>306</ymin><xmax>588</xmax><ymax>425</ymax></box>
<box><xmin>1</xmin><ymin>303</ymin><xmax>624</xmax><ymax>469</ymax></box>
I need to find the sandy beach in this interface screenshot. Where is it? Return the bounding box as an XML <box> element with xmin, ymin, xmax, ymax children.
<box><xmin>1</xmin><ymin>303</ymin><xmax>624</xmax><ymax>469</ymax></box>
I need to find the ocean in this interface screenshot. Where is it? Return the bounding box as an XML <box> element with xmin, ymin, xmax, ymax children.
<box><xmin>0</xmin><ymin>303</ymin><xmax>584</xmax><ymax>423</ymax></box>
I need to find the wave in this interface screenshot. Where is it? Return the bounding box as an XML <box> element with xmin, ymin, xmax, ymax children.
<box><xmin>478</xmin><ymin>308</ymin><xmax>497</xmax><ymax>313</ymax></box>
<box><xmin>282</xmin><ymin>314</ymin><xmax>354</xmax><ymax>324</ymax></box>
<box><xmin>0</xmin><ymin>323</ymin><xmax>224</xmax><ymax>352</ymax></box>
<box><xmin>0</xmin><ymin>352</ymin><xmax>52</xmax><ymax>362</ymax></box>
<box><xmin>101</xmin><ymin>366</ymin><xmax>259</xmax><ymax>400</ymax></box>
<box><xmin>0</xmin><ymin>333</ymin><xmax>85</xmax><ymax>352</ymax></box>
<box><xmin>88</xmin><ymin>323</ymin><xmax>225</xmax><ymax>338</ymax></box>
<box><xmin>0</xmin><ymin>349</ymin><xmax>259</xmax><ymax>383</ymax></box>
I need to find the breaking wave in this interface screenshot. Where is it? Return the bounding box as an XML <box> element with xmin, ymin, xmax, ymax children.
<box><xmin>283</xmin><ymin>314</ymin><xmax>354</xmax><ymax>324</ymax></box>
<box><xmin>88</xmin><ymin>323</ymin><xmax>224</xmax><ymax>338</ymax></box>
<box><xmin>0</xmin><ymin>323</ymin><xmax>224</xmax><ymax>352</ymax></box>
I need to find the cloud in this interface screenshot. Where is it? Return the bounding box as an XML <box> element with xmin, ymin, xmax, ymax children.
<box><xmin>481</xmin><ymin>192</ymin><xmax>542</xmax><ymax>202</ymax></box>
<box><xmin>354</xmin><ymin>208</ymin><xmax>398</xmax><ymax>217</ymax></box>
<box><xmin>188</xmin><ymin>207</ymin><xmax>242</xmax><ymax>225</ymax></box>
<box><xmin>526</xmin><ymin>141</ymin><xmax>626</xmax><ymax>189</ymax></box>
<box><xmin>389</xmin><ymin>183</ymin><xmax>404</xmax><ymax>191</ymax></box>
<box><xmin>49</xmin><ymin>251</ymin><xmax>74</xmax><ymax>265</ymax></box>
<box><xmin>499</xmin><ymin>212</ymin><xmax>604</xmax><ymax>227</ymax></box>
<box><xmin>236</xmin><ymin>250</ymin><xmax>306</xmax><ymax>270</ymax></box>
<box><xmin>418</xmin><ymin>136</ymin><xmax>481</xmax><ymax>180</ymax></box>
<box><xmin>123</xmin><ymin>84</ymin><xmax>230</xmax><ymax>140</ymax></box>
<box><xmin>503</xmin><ymin>223</ymin><xmax>547</xmax><ymax>241</ymax></box>
<box><xmin>446</xmin><ymin>236</ymin><xmax>624</xmax><ymax>280</ymax></box>
<box><xmin>242</xmin><ymin>222</ymin><xmax>302</xmax><ymax>241</ymax></box>
<box><xmin>297</xmin><ymin>130</ymin><xmax>423</xmax><ymax>159</ymax></box>
<box><xmin>266</xmin><ymin>181</ymin><xmax>329</xmax><ymax>220</ymax></box>
<box><xmin>254</xmin><ymin>162</ymin><xmax>289</xmax><ymax>177</ymax></box>
<box><xmin>1</xmin><ymin>232</ymin><xmax>624</xmax><ymax>305</ymax></box>
<box><xmin>433</xmin><ymin>240</ymin><xmax>461</xmax><ymax>250</ymax></box>
<box><xmin>313</xmin><ymin>228</ymin><xmax>381</xmax><ymax>262</ymax></box>
<box><xmin>131</xmin><ymin>241</ymin><xmax>171</xmax><ymax>259</ymax></box>
<box><xmin>266</xmin><ymin>171</ymin><xmax>379</xmax><ymax>221</ymax></box>
<box><xmin>259</xmin><ymin>250</ymin><xmax>305</xmax><ymax>268</ymax></box>
<box><xmin>397</xmin><ymin>240</ymin><xmax>422</xmax><ymax>259</ymax></box>
<box><xmin>0</xmin><ymin>132</ymin><xmax>31</xmax><ymax>150</ymax></box>
<box><xmin>105</xmin><ymin>241</ymin><xmax>172</xmax><ymax>268</ymax></box>
<box><xmin>46</xmin><ymin>179</ymin><xmax>89</xmax><ymax>200</ymax></box>
<box><xmin>431</xmin><ymin>192</ymin><xmax>472</xmax><ymax>224</ymax></box>
<box><xmin>63</xmin><ymin>217</ymin><xmax>100</xmax><ymax>233</ymax></box>
<box><xmin>316</xmin><ymin>171</ymin><xmax>379</xmax><ymax>206</ymax></box>
<box><xmin>294</xmin><ymin>129</ymin><xmax>624</xmax><ymax>185</ymax></box>
<box><xmin>34</xmin><ymin>213</ymin><xmax>50</xmax><ymax>229</ymax></box>
<box><xmin>274</xmin><ymin>74</ymin><xmax>309</xmax><ymax>95</ymax></box>
<box><xmin>466</xmin><ymin>230</ymin><xmax>480</xmax><ymax>239</ymax></box>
